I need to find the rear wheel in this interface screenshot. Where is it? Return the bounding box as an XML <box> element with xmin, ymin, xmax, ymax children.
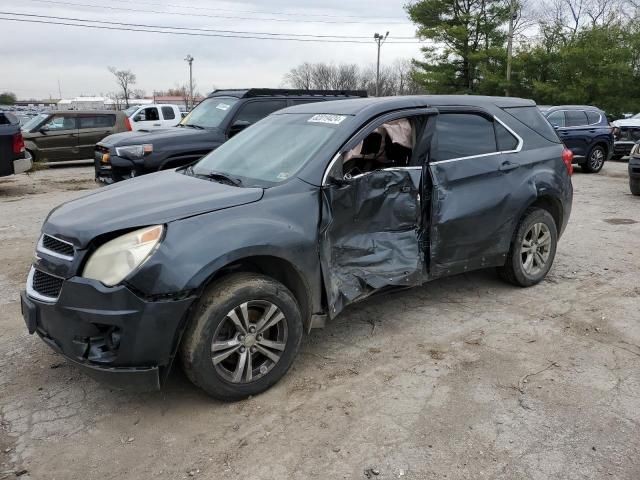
<box><xmin>630</xmin><ymin>178</ymin><xmax>640</xmax><ymax>196</ymax></box>
<box><xmin>498</xmin><ymin>208</ymin><xmax>558</xmax><ymax>287</ymax></box>
<box><xmin>180</xmin><ymin>273</ymin><xmax>303</xmax><ymax>401</ymax></box>
<box><xmin>582</xmin><ymin>145</ymin><xmax>605</xmax><ymax>173</ymax></box>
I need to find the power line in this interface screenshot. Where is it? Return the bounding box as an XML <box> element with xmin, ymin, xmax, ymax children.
<box><xmin>0</xmin><ymin>11</ymin><xmax>418</xmax><ymax>39</ymax></box>
<box><xmin>0</xmin><ymin>16</ymin><xmax>423</xmax><ymax>44</ymax></box>
<box><xmin>24</xmin><ymin>0</ymin><xmax>412</xmax><ymax>25</ymax></box>
<box><xmin>105</xmin><ymin>0</ymin><xmax>408</xmax><ymax>21</ymax></box>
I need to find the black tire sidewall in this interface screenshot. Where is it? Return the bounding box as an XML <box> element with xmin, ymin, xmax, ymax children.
<box><xmin>180</xmin><ymin>274</ymin><xmax>303</xmax><ymax>401</ymax></box>
<box><xmin>506</xmin><ymin>209</ymin><xmax>558</xmax><ymax>287</ymax></box>
<box><xmin>630</xmin><ymin>178</ymin><xmax>640</xmax><ymax>196</ymax></box>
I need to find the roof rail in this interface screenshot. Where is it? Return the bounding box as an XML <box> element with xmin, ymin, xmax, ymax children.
<box><xmin>209</xmin><ymin>88</ymin><xmax>368</xmax><ymax>99</ymax></box>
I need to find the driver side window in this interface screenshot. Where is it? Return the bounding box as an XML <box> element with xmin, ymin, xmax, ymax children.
<box><xmin>341</xmin><ymin>117</ymin><xmax>416</xmax><ymax>179</ymax></box>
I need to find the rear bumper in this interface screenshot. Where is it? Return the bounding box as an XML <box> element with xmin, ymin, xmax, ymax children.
<box><xmin>21</xmin><ymin>276</ymin><xmax>196</xmax><ymax>390</ymax></box>
<box><xmin>14</xmin><ymin>152</ymin><xmax>33</xmax><ymax>174</ymax></box>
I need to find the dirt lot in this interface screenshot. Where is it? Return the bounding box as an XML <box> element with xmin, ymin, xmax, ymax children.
<box><xmin>1</xmin><ymin>163</ymin><xmax>639</xmax><ymax>480</ymax></box>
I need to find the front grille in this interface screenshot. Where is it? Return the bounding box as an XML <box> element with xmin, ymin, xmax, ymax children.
<box><xmin>40</xmin><ymin>234</ymin><xmax>74</xmax><ymax>259</ymax></box>
<box><xmin>618</xmin><ymin>127</ymin><xmax>640</xmax><ymax>142</ymax></box>
<box><xmin>32</xmin><ymin>269</ymin><xmax>63</xmax><ymax>299</ymax></box>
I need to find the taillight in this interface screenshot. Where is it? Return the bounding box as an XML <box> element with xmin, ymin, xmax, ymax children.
<box><xmin>12</xmin><ymin>132</ymin><xmax>25</xmax><ymax>155</ymax></box>
<box><xmin>562</xmin><ymin>147</ymin><xmax>574</xmax><ymax>175</ymax></box>
<box><xmin>124</xmin><ymin>116</ymin><xmax>133</xmax><ymax>131</ymax></box>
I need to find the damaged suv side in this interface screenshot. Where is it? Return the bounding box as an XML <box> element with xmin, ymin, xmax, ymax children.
<box><xmin>22</xmin><ymin>96</ymin><xmax>573</xmax><ymax>401</ymax></box>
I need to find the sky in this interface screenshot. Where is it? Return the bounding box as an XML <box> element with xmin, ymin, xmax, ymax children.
<box><xmin>0</xmin><ymin>0</ymin><xmax>425</xmax><ymax>100</ymax></box>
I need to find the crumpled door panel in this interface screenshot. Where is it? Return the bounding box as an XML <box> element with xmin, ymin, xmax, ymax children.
<box><xmin>320</xmin><ymin>169</ymin><xmax>424</xmax><ymax>317</ymax></box>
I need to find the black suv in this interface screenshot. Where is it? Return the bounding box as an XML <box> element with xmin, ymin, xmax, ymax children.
<box><xmin>540</xmin><ymin>105</ymin><xmax>613</xmax><ymax>173</ymax></box>
<box><xmin>95</xmin><ymin>88</ymin><xmax>367</xmax><ymax>184</ymax></box>
<box><xmin>23</xmin><ymin>95</ymin><xmax>573</xmax><ymax>401</ymax></box>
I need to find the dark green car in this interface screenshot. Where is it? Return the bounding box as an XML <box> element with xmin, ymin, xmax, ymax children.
<box><xmin>22</xmin><ymin>110</ymin><xmax>131</xmax><ymax>162</ymax></box>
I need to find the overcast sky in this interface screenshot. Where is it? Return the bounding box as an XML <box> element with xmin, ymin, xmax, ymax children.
<box><xmin>1</xmin><ymin>0</ymin><xmax>424</xmax><ymax>99</ymax></box>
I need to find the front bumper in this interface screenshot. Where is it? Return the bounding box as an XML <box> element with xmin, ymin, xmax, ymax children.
<box><xmin>94</xmin><ymin>149</ymin><xmax>142</xmax><ymax>184</ymax></box>
<box><xmin>22</xmin><ymin>275</ymin><xmax>195</xmax><ymax>390</ymax></box>
<box><xmin>614</xmin><ymin>141</ymin><xmax>635</xmax><ymax>157</ymax></box>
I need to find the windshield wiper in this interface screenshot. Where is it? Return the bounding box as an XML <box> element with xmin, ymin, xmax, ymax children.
<box><xmin>182</xmin><ymin>123</ymin><xmax>205</xmax><ymax>129</ymax></box>
<box><xmin>202</xmin><ymin>170</ymin><xmax>242</xmax><ymax>186</ymax></box>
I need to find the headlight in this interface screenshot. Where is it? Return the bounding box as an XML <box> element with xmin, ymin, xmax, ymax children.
<box><xmin>83</xmin><ymin>225</ymin><xmax>163</xmax><ymax>286</ymax></box>
<box><xmin>115</xmin><ymin>144</ymin><xmax>153</xmax><ymax>160</ymax></box>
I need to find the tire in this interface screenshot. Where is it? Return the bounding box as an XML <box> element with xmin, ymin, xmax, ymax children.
<box><xmin>582</xmin><ymin>145</ymin><xmax>606</xmax><ymax>173</ymax></box>
<box><xmin>498</xmin><ymin>208</ymin><xmax>558</xmax><ymax>287</ymax></box>
<box><xmin>180</xmin><ymin>273</ymin><xmax>303</xmax><ymax>401</ymax></box>
<box><xmin>631</xmin><ymin>178</ymin><xmax>640</xmax><ymax>196</ymax></box>
<box><xmin>26</xmin><ymin>149</ymin><xmax>37</xmax><ymax>163</ymax></box>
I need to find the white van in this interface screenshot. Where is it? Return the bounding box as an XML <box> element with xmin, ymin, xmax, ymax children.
<box><xmin>124</xmin><ymin>104</ymin><xmax>182</xmax><ymax>131</ymax></box>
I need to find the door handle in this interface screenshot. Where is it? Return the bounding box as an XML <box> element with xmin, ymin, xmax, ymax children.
<box><xmin>153</xmin><ymin>123</ymin><xmax>161</xmax><ymax>126</ymax></box>
<box><xmin>499</xmin><ymin>161</ymin><xmax>520</xmax><ymax>172</ymax></box>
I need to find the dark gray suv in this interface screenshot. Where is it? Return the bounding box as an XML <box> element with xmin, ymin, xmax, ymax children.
<box><xmin>22</xmin><ymin>95</ymin><xmax>573</xmax><ymax>401</ymax></box>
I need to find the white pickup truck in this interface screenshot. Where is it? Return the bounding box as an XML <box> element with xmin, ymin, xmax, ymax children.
<box><xmin>125</xmin><ymin>104</ymin><xmax>182</xmax><ymax>131</ymax></box>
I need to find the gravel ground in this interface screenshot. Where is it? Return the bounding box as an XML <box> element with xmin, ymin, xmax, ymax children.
<box><xmin>1</xmin><ymin>163</ymin><xmax>639</xmax><ymax>480</ymax></box>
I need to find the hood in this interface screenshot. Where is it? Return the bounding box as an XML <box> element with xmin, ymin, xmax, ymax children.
<box><xmin>613</xmin><ymin>119</ymin><xmax>640</xmax><ymax>128</ymax></box>
<box><xmin>43</xmin><ymin>170</ymin><xmax>263</xmax><ymax>248</ymax></box>
<box><xmin>99</xmin><ymin>126</ymin><xmax>224</xmax><ymax>148</ymax></box>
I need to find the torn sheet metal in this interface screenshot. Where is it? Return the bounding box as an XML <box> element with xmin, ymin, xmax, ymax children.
<box><xmin>320</xmin><ymin>169</ymin><xmax>424</xmax><ymax>317</ymax></box>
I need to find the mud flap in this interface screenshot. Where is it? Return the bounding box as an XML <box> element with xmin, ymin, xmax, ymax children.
<box><xmin>320</xmin><ymin>168</ymin><xmax>424</xmax><ymax>318</ymax></box>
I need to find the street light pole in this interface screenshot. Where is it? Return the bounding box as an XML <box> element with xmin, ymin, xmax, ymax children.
<box><xmin>505</xmin><ymin>0</ymin><xmax>516</xmax><ymax>97</ymax></box>
<box><xmin>373</xmin><ymin>32</ymin><xmax>389</xmax><ymax>97</ymax></box>
<box><xmin>184</xmin><ymin>54</ymin><xmax>194</xmax><ymax>110</ymax></box>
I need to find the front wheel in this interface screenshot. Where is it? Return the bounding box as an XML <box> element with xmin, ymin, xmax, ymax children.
<box><xmin>582</xmin><ymin>146</ymin><xmax>606</xmax><ymax>173</ymax></box>
<box><xmin>631</xmin><ymin>178</ymin><xmax>640</xmax><ymax>196</ymax></box>
<box><xmin>498</xmin><ymin>208</ymin><xmax>558</xmax><ymax>287</ymax></box>
<box><xmin>180</xmin><ymin>273</ymin><xmax>303</xmax><ymax>401</ymax></box>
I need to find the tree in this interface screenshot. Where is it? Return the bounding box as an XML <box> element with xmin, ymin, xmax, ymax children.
<box><xmin>406</xmin><ymin>0</ymin><xmax>512</xmax><ymax>93</ymax></box>
<box><xmin>0</xmin><ymin>92</ymin><xmax>17</xmax><ymax>105</ymax></box>
<box><xmin>108</xmin><ymin>67</ymin><xmax>137</xmax><ymax>107</ymax></box>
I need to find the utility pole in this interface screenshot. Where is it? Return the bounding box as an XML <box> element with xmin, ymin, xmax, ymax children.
<box><xmin>505</xmin><ymin>0</ymin><xmax>516</xmax><ymax>97</ymax></box>
<box><xmin>373</xmin><ymin>32</ymin><xmax>389</xmax><ymax>97</ymax></box>
<box><xmin>184</xmin><ymin>54</ymin><xmax>194</xmax><ymax>110</ymax></box>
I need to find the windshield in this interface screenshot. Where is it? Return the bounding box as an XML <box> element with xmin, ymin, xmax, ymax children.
<box><xmin>180</xmin><ymin>96</ymin><xmax>238</xmax><ymax>129</ymax></box>
<box><xmin>192</xmin><ymin>113</ymin><xmax>345</xmax><ymax>186</ymax></box>
<box><xmin>124</xmin><ymin>106</ymin><xmax>139</xmax><ymax>117</ymax></box>
<box><xmin>632</xmin><ymin>113</ymin><xmax>640</xmax><ymax>119</ymax></box>
<box><xmin>21</xmin><ymin>113</ymin><xmax>49</xmax><ymax>132</ymax></box>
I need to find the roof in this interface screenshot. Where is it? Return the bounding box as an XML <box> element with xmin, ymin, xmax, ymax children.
<box><xmin>209</xmin><ymin>88</ymin><xmax>367</xmax><ymax>99</ymax></box>
<box><xmin>277</xmin><ymin>95</ymin><xmax>536</xmax><ymax>117</ymax></box>
<box><xmin>54</xmin><ymin>110</ymin><xmax>123</xmax><ymax>115</ymax></box>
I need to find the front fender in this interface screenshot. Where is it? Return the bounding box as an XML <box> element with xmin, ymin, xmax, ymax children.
<box><xmin>126</xmin><ymin>178</ymin><xmax>323</xmax><ymax>311</ymax></box>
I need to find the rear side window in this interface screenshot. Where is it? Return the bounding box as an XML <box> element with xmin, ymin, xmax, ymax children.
<box><xmin>432</xmin><ymin>113</ymin><xmax>497</xmax><ymax>161</ymax></box>
<box><xmin>161</xmin><ymin>106</ymin><xmax>176</xmax><ymax>120</ymax></box>
<box><xmin>503</xmin><ymin>106</ymin><xmax>561</xmax><ymax>143</ymax></box>
<box><xmin>78</xmin><ymin>115</ymin><xmax>115</xmax><ymax>128</ymax></box>
<box><xmin>546</xmin><ymin>111</ymin><xmax>565</xmax><ymax>128</ymax></box>
<box><xmin>495</xmin><ymin>121</ymin><xmax>519</xmax><ymax>151</ymax></box>
<box><xmin>565</xmin><ymin>110</ymin><xmax>588</xmax><ymax>127</ymax></box>
<box><xmin>586</xmin><ymin>110</ymin><xmax>601</xmax><ymax>124</ymax></box>
<box><xmin>234</xmin><ymin>100</ymin><xmax>287</xmax><ymax>125</ymax></box>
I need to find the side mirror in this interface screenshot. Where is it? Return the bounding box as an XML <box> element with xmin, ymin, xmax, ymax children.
<box><xmin>39</xmin><ymin>126</ymin><xmax>49</xmax><ymax>134</ymax></box>
<box><xmin>229</xmin><ymin>120</ymin><xmax>251</xmax><ymax>137</ymax></box>
<box><xmin>133</xmin><ymin>115</ymin><xmax>143</xmax><ymax>122</ymax></box>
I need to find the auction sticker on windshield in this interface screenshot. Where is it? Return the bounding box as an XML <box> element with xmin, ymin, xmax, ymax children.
<box><xmin>308</xmin><ymin>114</ymin><xmax>347</xmax><ymax>125</ymax></box>
<box><xmin>216</xmin><ymin>103</ymin><xmax>231</xmax><ymax>111</ymax></box>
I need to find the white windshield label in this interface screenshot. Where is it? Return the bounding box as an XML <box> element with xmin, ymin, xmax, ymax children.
<box><xmin>308</xmin><ymin>114</ymin><xmax>346</xmax><ymax>125</ymax></box>
<box><xmin>216</xmin><ymin>103</ymin><xmax>231</xmax><ymax>111</ymax></box>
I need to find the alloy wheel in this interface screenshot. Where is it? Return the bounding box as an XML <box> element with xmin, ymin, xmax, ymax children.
<box><xmin>589</xmin><ymin>148</ymin><xmax>604</xmax><ymax>170</ymax></box>
<box><xmin>211</xmin><ymin>300</ymin><xmax>288</xmax><ymax>384</ymax></box>
<box><xmin>520</xmin><ymin>222</ymin><xmax>552</xmax><ymax>276</ymax></box>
